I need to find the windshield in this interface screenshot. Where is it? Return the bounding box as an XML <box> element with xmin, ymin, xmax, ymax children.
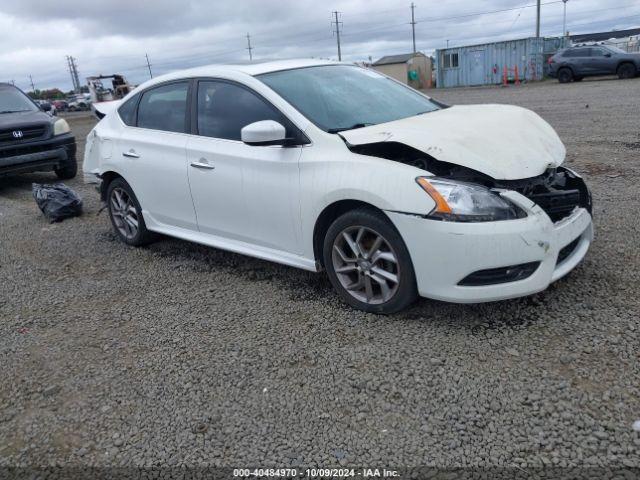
<box><xmin>0</xmin><ymin>87</ymin><xmax>38</xmax><ymax>113</ymax></box>
<box><xmin>258</xmin><ymin>65</ymin><xmax>440</xmax><ymax>132</ymax></box>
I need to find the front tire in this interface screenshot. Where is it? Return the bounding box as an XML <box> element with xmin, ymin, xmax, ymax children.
<box><xmin>54</xmin><ymin>157</ymin><xmax>77</xmax><ymax>180</ymax></box>
<box><xmin>617</xmin><ymin>63</ymin><xmax>636</xmax><ymax>79</ymax></box>
<box><xmin>557</xmin><ymin>68</ymin><xmax>573</xmax><ymax>83</ymax></box>
<box><xmin>323</xmin><ymin>208</ymin><xmax>418</xmax><ymax>314</ymax></box>
<box><xmin>106</xmin><ymin>178</ymin><xmax>155</xmax><ymax>246</ymax></box>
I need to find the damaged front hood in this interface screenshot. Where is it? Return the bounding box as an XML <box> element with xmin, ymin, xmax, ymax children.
<box><xmin>341</xmin><ymin>104</ymin><xmax>566</xmax><ymax>180</ymax></box>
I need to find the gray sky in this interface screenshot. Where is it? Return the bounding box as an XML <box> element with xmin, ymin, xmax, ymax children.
<box><xmin>2</xmin><ymin>0</ymin><xmax>639</xmax><ymax>91</ymax></box>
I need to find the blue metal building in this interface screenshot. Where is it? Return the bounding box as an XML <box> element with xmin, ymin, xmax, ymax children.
<box><xmin>435</xmin><ymin>37</ymin><xmax>566</xmax><ymax>88</ymax></box>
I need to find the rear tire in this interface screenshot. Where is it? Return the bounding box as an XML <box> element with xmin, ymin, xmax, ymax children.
<box><xmin>106</xmin><ymin>177</ymin><xmax>155</xmax><ymax>247</ymax></box>
<box><xmin>617</xmin><ymin>63</ymin><xmax>636</xmax><ymax>79</ymax></box>
<box><xmin>558</xmin><ymin>68</ymin><xmax>573</xmax><ymax>83</ymax></box>
<box><xmin>54</xmin><ymin>157</ymin><xmax>77</xmax><ymax>180</ymax></box>
<box><xmin>322</xmin><ymin>208</ymin><xmax>418</xmax><ymax>314</ymax></box>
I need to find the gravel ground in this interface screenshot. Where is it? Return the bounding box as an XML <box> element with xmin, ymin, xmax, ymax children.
<box><xmin>1</xmin><ymin>77</ymin><xmax>639</xmax><ymax>475</ymax></box>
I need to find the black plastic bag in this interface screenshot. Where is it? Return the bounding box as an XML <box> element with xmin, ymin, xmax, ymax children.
<box><xmin>32</xmin><ymin>183</ymin><xmax>83</xmax><ymax>223</ymax></box>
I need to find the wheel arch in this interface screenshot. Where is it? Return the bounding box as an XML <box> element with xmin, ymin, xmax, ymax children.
<box><xmin>558</xmin><ymin>65</ymin><xmax>574</xmax><ymax>76</ymax></box>
<box><xmin>99</xmin><ymin>170</ymin><xmax>126</xmax><ymax>201</ymax></box>
<box><xmin>312</xmin><ymin>199</ymin><xmax>387</xmax><ymax>268</ymax></box>
<box><xmin>617</xmin><ymin>60</ymin><xmax>636</xmax><ymax>72</ymax></box>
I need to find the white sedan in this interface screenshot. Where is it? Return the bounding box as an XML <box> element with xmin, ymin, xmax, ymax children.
<box><xmin>84</xmin><ymin>59</ymin><xmax>593</xmax><ymax>313</ymax></box>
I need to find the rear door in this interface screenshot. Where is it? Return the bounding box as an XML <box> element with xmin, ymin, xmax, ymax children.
<box><xmin>117</xmin><ymin>81</ymin><xmax>197</xmax><ymax>230</ymax></box>
<box><xmin>186</xmin><ymin>79</ymin><xmax>304</xmax><ymax>253</ymax></box>
<box><xmin>564</xmin><ymin>48</ymin><xmax>591</xmax><ymax>75</ymax></box>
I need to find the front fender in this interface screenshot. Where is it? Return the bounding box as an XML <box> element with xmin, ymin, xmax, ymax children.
<box><xmin>299</xmin><ymin>145</ymin><xmax>436</xmax><ymax>260</ymax></box>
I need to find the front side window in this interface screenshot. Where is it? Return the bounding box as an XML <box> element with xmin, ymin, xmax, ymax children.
<box><xmin>197</xmin><ymin>80</ymin><xmax>286</xmax><ymax>141</ymax></box>
<box><xmin>137</xmin><ymin>82</ymin><xmax>188</xmax><ymax>133</ymax></box>
<box><xmin>258</xmin><ymin>65</ymin><xmax>441</xmax><ymax>133</ymax></box>
<box><xmin>0</xmin><ymin>86</ymin><xmax>38</xmax><ymax>114</ymax></box>
<box><xmin>589</xmin><ymin>48</ymin><xmax>607</xmax><ymax>57</ymax></box>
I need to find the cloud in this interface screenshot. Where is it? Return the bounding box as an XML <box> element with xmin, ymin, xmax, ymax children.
<box><xmin>1</xmin><ymin>0</ymin><xmax>637</xmax><ymax>90</ymax></box>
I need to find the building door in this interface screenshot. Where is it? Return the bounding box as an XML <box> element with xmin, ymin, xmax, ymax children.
<box><xmin>467</xmin><ymin>49</ymin><xmax>486</xmax><ymax>85</ymax></box>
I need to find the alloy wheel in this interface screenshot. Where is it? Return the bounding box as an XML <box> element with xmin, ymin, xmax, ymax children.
<box><xmin>331</xmin><ymin>226</ymin><xmax>400</xmax><ymax>305</ymax></box>
<box><xmin>110</xmin><ymin>187</ymin><xmax>139</xmax><ymax>240</ymax></box>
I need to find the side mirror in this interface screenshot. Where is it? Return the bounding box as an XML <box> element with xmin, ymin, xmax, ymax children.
<box><xmin>41</xmin><ymin>103</ymin><xmax>52</xmax><ymax>112</ymax></box>
<box><xmin>241</xmin><ymin>120</ymin><xmax>287</xmax><ymax>146</ymax></box>
<box><xmin>604</xmin><ymin>52</ymin><xmax>612</xmax><ymax>57</ymax></box>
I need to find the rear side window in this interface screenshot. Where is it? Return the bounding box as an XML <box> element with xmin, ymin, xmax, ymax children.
<box><xmin>137</xmin><ymin>82</ymin><xmax>189</xmax><ymax>133</ymax></box>
<box><xmin>563</xmin><ymin>48</ymin><xmax>589</xmax><ymax>58</ymax></box>
<box><xmin>118</xmin><ymin>94</ymin><xmax>139</xmax><ymax>126</ymax></box>
<box><xmin>196</xmin><ymin>80</ymin><xmax>287</xmax><ymax>141</ymax></box>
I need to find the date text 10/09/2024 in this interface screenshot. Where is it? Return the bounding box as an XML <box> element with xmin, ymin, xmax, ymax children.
<box><xmin>233</xmin><ymin>468</ymin><xmax>400</xmax><ymax>478</ymax></box>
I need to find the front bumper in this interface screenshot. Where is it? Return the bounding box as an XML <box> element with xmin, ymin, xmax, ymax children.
<box><xmin>386</xmin><ymin>193</ymin><xmax>593</xmax><ymax>303</ymax></box>
<box><xmin>0</xmin><ymin>133</ymin><xmax>76</xmax><ymax>176</ymax></box>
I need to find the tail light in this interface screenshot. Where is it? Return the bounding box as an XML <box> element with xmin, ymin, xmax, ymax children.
<box><xmin>548</xmin><ymin>56</ymin><xmax>556</xmax><ymax>64</ymax></box>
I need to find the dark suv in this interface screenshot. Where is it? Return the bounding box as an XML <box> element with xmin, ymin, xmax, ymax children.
<box><xmin>548</xmin><ymin>45</ymin><xmax>640</xmax><ymax>83</ymax></box>
<box><xmin>0</xmin><ymin>83</ymin><xmax>77</xmax><ymax>179</ymax></box>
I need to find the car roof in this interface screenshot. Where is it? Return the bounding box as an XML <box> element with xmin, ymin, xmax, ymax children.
<box><xmin>132</xmin><ymin>58</ymin><xmax>348</xmax><ymax>92</ymax></box>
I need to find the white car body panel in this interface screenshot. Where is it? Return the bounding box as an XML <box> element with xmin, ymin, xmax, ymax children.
<box><xmin>341</xmin><ymin>104</ymin><xmax>566</xmax><ymax>180</ymax></box>
<box><xmin>83</xmin><ymin>59</ymin><xmax>593</xmax><ymax>305</ymax></box>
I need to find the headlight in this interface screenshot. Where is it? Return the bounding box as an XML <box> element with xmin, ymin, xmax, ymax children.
<box><xmin>53</xmin><ymin>118</ymin><xmax>70</xmax><ymax>136</ymax></box>
<box><xmin>416</xmin><ymin>177</ymin><xmax>525</xmax><ymax>222</ymax></box>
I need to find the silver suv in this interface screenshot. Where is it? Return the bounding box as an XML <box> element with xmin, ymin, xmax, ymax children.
<box><xmin>548</xmin><ymin>45</ymin><xmax>640</xmax><ymax>83</ymax></box>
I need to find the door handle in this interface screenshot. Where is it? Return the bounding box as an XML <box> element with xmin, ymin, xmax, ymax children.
<box><xmin>190</xmin><ymin>158</ymin><xmax>215</xmax><ymax>170</ymax></box>
<box><xmin>122</xmin><ymin>149</ymin><xmax>140</xmax><ymax>158</ymax></box>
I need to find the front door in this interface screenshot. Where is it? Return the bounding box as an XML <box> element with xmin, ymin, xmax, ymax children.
<box><xmin>467</xmin><ymin>49</ymin><xmax>485</xmax><ymax>86</ymax></box>
<box><xmin>186</xmin><ymin>80</ymin><xmax>303</xmax><ymax>254</ymax></box>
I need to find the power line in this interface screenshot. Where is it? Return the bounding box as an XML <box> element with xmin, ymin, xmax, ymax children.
<box><xmin>332</xmin><ymin>11</ymin><xmax>343</xmax><ymax>61</ymax></box>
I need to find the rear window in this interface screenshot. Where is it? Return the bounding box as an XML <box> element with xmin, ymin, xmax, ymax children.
<box><xmin>117</xmin><ymin>93</ymin><xmax>139</xmax><ymax>126</ymax></box>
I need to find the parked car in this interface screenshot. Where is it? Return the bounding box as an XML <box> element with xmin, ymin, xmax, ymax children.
<box><xmin>52</xmin><ymin>100</ymin><xmax>69</xmax><ymax>112</ymax></box>
<box><xmin>84</xmin><ymin>60</ymin><xmax>593</xmax><ymax>313</ymax></box>
<box><xmin>0</xmin><ymin>83</ymin><xmax>77</xmax><ymax>179</ymax></box>
<box><xmin>68</xmin><ymin>99</ymin><xmax>89</xmax><ymax>111</ymax></box>
<box><xmin>549</xmin><ymin>45</ymin><xmax>640</xmax><ymax>83</ymax></box>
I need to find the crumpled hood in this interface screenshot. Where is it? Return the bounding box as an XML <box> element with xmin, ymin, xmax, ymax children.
<box><xmin>341</xmin><ymin>104</ymin><xmax>566</xmax><ymax>180</ymax></box>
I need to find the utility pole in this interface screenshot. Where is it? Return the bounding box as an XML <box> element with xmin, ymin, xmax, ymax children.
<box><xmin>145</xmin><ymin>53</ymin><xmax>153</xmax><ymax>78</ymax></box>
<box><xmin>410</xmin><ymin>3</ymin><xmax>417</xmax><ymax>53</ymax></box>
<box><xmin>332</xmin><ymin>11</ymin><xmax>342</xmax><ymax>61</ymax></box>
<box><xmin>29</xmin><ymin>75</ymin><xmax>35</xmax><ymax>92</ymax></box>
<box><xmin>562</xmin><ymin>0</ymin><xmax>569</xmax><ymax>37</ymax></box>
<box><xmin>66</xmin><ymin>55</ymin><xmax>81</xmax><ymax>93</ymax></box>
<box><xmin>246</xmin><ymin>33</ymin><xmax>253</xmax><ymax>61</ymax></box>
<box><xmin>535</xmin><ymin>0</ymin><xmax>541</xmax><ymax>38</ymax></box>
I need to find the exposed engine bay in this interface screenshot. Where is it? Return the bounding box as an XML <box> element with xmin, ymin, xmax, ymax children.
<box><xmin>348</xmin><ymin>141</ymin><xmax>592</xmax><ymax>223</ymax></box>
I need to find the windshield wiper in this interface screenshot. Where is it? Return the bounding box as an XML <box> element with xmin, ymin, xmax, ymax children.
<box><xmin>0</xmin><ymin>110</ymin><xmax>30</xmax><ymax>114</ymax></box>
<box><xmin>327</xmin><ymin>123</ymin><xmax>374</xmax><ymax>133</ymax></box>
